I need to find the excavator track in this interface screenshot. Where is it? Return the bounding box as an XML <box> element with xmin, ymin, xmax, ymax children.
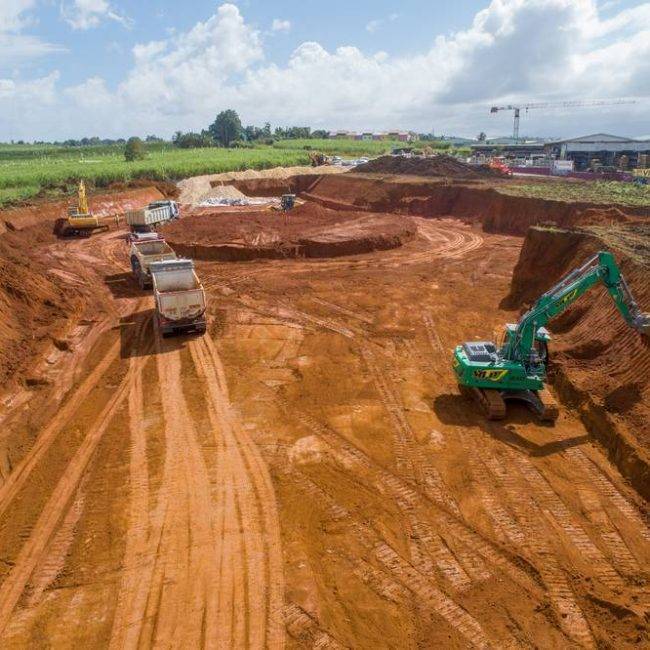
<box><xmin>459</xmin><ymin>385</ymin><xmax>506</xmax><ymax>420</ymax></box>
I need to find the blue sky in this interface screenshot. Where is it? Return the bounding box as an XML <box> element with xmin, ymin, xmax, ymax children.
<box><xmin>1</xmin><ymin>1</ymin><xmax>649</xmax><ymax>140</ymax></box>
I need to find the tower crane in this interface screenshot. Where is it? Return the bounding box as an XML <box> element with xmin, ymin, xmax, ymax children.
<box><xmin>489</xmin><ymin>99</ymin><xmax>636</xmax><ymax>142</ymax></box>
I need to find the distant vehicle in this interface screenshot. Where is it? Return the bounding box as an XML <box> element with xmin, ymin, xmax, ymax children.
<box><xmin>130</xmin><ymin>237</ymin><xmax>177</xmax><ymax>289</ymax></box>
<box><xmin>281</xmin><ymin>194</ymin><xmax>296</xmax><ymax>211</ymax></box>
<box><xmin>150</xmin><ymin>259</ymin><xmax>206</xmax><ymax>336</ymax></box>
<box><xmin>126</xmin><ymin>200</ymin><xmax>179</xmax><ymax>234</ymax></box>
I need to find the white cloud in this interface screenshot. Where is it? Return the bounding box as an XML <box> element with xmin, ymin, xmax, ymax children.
<box><xmin>271</xmin><ymin>18</ymin><xmax>291</xmax><ymax>33</ymax></box>
<box><xmin>0</xmin><ymin>1</ymin><xmax>65</xmax><ymax>68</ymax></box>
<box><xmin>61</xmin><ymin>0</ymin><xmax>132</xmax><ymax>31</ymax></box>
<box><xmin>1</xmin><ymin>1</ymin><xmax>649</xmax><ymax>140</ymax></box>
<box><xmin>366</xmin><ymin>13</ymin><xmax>399</xmax><ymax>33</ymax></box>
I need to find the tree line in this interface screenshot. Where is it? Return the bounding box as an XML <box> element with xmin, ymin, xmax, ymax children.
<box><xmin>171</xmin><ymin>109</ymin><xmax>329</xmax><ymax>150</ymax></box>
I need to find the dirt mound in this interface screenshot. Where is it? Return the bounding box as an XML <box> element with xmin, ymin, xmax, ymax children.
<box><xmin>354</xmin><ymin>154</ymin><xmax>507</xmax><ymax>179</ymax></box>
<box><xmin>160</xmin><ymin>202</ymin><xmax>416</xmax><ymax>260</ymax></box>
<box><xmin>504</xmin><ymin>225</ymin><xmax>650</xmax><ymax>499</ymax></box>
<box><xmin>0</xmin><ymin>224</ymin><xmax>83</xmax><ymax>385</ymax></box>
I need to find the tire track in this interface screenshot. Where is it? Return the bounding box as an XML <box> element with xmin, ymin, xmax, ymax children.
<box><xmin>480</xmin><ymin>452</ymin><xmax>596</xmax><ymax>648</ymax></box>
<box><xmin>109</xmin><ymin>319</ymin><xmax>155</xmax><ymax>649</ymax></box>
<box><xmin>0</xmin><ymin>347</ymin><xmax>143</xmax><ymax>638</ymax></box>
<box><xmin>278</xmin><ymin>401</ymin><xmax>538</xmax><ymax>595</ymax></box>
<box><xmin>512</xmin><ymin>455</ymin><xmax>624</xmax><ymax>591</ymax></box>
<box><xmin>137</xmin><ymin>343</ymin><xmax>220</xmax><ymax>648</ymax></box>
<box><xmin>284</xmin><ymin>603</ymin><xmax>346</xmax><ymax>649</ymax></box>
<box><xmin>191</xmin><ymin>335</ymin><xmax>285</xmax><ymax>649</ymax></box>
<box><xmin>289</xmin><ymin>471</ymin><xmax>493</xmax><ymax>649</ymax></box>
<box><xmin>563</xmin><ymin>447</ymin><xmax>650</xmax><ymax>543</ymax></box>
<box><xmin>0</xmin><ymin>337</ymin><xmax>121</xmax><ymax>520</ymax></box>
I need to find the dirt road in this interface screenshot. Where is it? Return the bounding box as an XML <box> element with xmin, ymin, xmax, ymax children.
<box><xmin>0</xmin><ymin>215</ymin><xmax>647</xmax><ymax>648</ymax></box>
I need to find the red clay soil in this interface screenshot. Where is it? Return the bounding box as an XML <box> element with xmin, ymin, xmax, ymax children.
<box><xmin>106</xmin><ymin>178</ymin><xmax>180</xmax><ymax>199</ymax></box>
<box><xmin>161</xmin><ymin>202</ymin><xmax>416</xmax><ymax>261</ymax></box>
<box><xmin>504</xmin><ymin>225</ymin><xmax>650</xmax><ymax>499</ymax></box>
<box><xmin>1</xmin><ymin>187</ymin><xmax>164</xmax><ymax>233</ymax></box>
<box><xmin>211</xmin><ymin>174</ymin><xmax>323</xmax><ymax>198</ymax></box>
<box><xmin>300</xmin><ymin>173</ymin><xmax>648</xmax><ymax>236</ymax></box>
<box><xmin>0</xmin><ymin>223</ymin><xmax>84</xmax><ymax>386</ymax></box>
<box><xmin>354</xmin><ymin>154</ymin><xmax>508</xmax><ymax>179</ymax></box>
<box><xmin>0</xmin><ymin>187</ymin><xmax>163</xmax><ymax>386</ymax></box>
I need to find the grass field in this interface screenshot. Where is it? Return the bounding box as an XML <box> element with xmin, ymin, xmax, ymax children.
<box><xmin>0</xmin><ymin>138</ymin><xmax>424</xmax><ymax>207</ymax></box>
<box><xmin>499</xmin><ymin>180</ymin><xmax>650</xmax><ymax>207</ymax></box>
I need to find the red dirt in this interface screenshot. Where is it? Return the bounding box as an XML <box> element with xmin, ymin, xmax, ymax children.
<box><xmin>504</xmin><ymin>225</ymin><xmax>650</xmax><ymax>499</ymax></box>
<box><xmin>160</xmin><ymin>202</ymin><xmax>417</xmax><ymax>260</ymax></box>
<box><xmin>354</xmin><ymin>154</ymin><xmax>508</xmax><ymax>179</ymax></box>
<box><xmin>1</xmin><ymin>187</ymin><xmax>164</xmax><ymax>232</ymax></box>
<box><xmin>0</xmin><ymin>187</ymin><xmax>163</xmax><ymax>387</ymax></box>
<box><xmin>0</xmin><ymin>176</ymin><xmax>648</xmax><ymax>648</ymax></box>
<box><xmin>210</xmin><ymin>173</ymin><xmax>323</xmax><ymax>198</ymax></box>
<box><xmin>299</xmin><ymin>173</ymin><xmax>648</xmax><ymax>236</ymax></box>
<box><xmin>0</xmin><ymin>224</ymin><xmax>83</xmax><ymax>386</ymax></box>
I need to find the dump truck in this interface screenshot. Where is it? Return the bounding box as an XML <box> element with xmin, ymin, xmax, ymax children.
<box><xmin>129</xmin><ymin>237</ymin><xmax>177</xmax><ymax>289</ymax></box>
<box><xmin>452</xmin><ymin>250</ymin><xmax>650</xmax><ymax>421</ymax></box>
<box><xmin>125</xmin><ymin>200</ymin><xmax>179</xmax><ymax>234</ymax></box>
<box><xmin>150</xmin><ymin>259</ymin><xmax>206</xmax><ymax>336</ymax></box>
<box><xmin>54</xmin><ymin>180</ymin><xmax>110</xmax><ymax>237</ymax></box>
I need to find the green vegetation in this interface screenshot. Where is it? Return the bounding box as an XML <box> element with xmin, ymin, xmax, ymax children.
<box><xmin>0</xmin><ymin>132</ymin><xmax>474</xmax><ymax>207</ymax></box>
<box><xmin>498</xmin><ymin>181</ymin><xmax>650</xmax><ymax>208</ymax></box>
<box><xmin>0</xmin><ymin>138</ymin><xmax>420</xmax><ymax>207</ymax></box>
<box><xmin>124</xmin><ymin>137</ymin><xmax>146</xmax><ymax>162</ymax></box>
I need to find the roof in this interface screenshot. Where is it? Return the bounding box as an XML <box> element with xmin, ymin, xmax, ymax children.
<box><xmin>549</xmin><ymin>133</ymin><xmax>645</xmax><ymax>145</ymax></box>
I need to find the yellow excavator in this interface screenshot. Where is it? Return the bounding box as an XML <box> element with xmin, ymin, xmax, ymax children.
<box><xmin>54</xmin><ymin>180</ymin><xmax>110</xmax><ymax>237</ymax></box>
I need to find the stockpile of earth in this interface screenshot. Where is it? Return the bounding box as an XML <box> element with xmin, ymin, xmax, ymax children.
<box><xmin>354</xmin><ymin>154</ymin><xmax>507</xmax><ymax>179</ymax></box>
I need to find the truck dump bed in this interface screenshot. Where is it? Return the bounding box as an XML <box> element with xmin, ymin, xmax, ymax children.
<box><xmin>126</xmin><ymin>201</ymin><xmax>178</xmax><ymax>228</ymax></box>
<box><xmin>150</xmin><ymin>260</ymin><xmax>206</xmax><ymax>336</ymax></box>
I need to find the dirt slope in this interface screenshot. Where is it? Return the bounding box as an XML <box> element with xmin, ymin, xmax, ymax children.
<box><xmin>504</xmin><ymin>225</ymin><xmax>650</xmax><ymax>499</ymax></box>
<box><xmin>299</xmin><ymin>173</ymin><xmax>648</xmax><ymax>235</ymax></box>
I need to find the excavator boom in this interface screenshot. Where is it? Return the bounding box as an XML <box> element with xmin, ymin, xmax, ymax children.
<box><xmin>452</xmin><ymin>249</ymin><xmax>649</xmax><ymax>421</ymax></box>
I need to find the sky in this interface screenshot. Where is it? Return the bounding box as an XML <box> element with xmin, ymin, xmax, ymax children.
<box><xmin>1</xmin><ymin>0</ymin><xmax>649</xmax><ymax>141</ymax></box>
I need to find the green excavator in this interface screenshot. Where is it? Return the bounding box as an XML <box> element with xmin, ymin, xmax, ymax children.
<box><xmin>453</xmin><ymin>250</ymin><xmax>650</xmax><ymax>421</ymax></box>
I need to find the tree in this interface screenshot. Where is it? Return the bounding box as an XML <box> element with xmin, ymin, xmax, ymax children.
<box><xmin>477</xmin><ymin>131</ymin><xmax>487</xmax><ymax>142</ymax></box>
<box><xmin>208</xmin><ymin>109</ymin><xmax>242</xmax><ymax>147</ymax></box>
<box><xmin>124</xmin><ymin>136</ymin><xmax>145</xmax><ymax>161</ymax></box>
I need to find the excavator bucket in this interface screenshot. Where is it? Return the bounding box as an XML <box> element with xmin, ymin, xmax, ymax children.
<box><xmin>634</xmin><ymin>313</ymin><xmax>650</xmax><ymax>336</ymax></box>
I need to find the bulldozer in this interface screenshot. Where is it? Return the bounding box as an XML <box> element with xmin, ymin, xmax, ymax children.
<box><xmin>308</xmin><ymin>152</ymin><xmax>331</xmax><ymax>167</ymax></box>
<box><xmin>453</xmin><ymin>251</ymin><xmax>650</xmax><ymax>421</ymax></box>
<box><xmin>54</xmin><ymin>180</ymin><xmax>110</xmax><ymax>237</ymax></box>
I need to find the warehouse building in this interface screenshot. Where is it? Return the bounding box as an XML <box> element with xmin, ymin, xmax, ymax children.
<box><xmin>544</xmin><ymin>133</ymin><xmax>650</xmax><ymax>170</ymax></box>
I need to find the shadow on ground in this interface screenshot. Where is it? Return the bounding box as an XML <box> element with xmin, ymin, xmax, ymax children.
<box><xmin>433</xmin><ymin>392</ymin><xmax>589</xmax><ymax>457</ymax></box>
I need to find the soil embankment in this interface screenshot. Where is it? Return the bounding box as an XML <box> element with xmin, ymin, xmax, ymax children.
<box><xmin>1</xmin><ymin>187</ymin><xmax>164</xmax><ymax>233</ymax></box>
<box><xmin>504</xmin><ymin>225</ymin><xmax>650</xmax><ymax>499</ymax></box>
<box><xmin>294</xmin><ymin>173</ymin><xmax>648</xmax><ymax>236</ymax></box>
<box><xmin>161</xmin><ymin>202</ymin><xmax>416</xmax><ymax>261</ymax></box>
<box><xmin>0</xmin><ymin>187</ymin><xmax>163</xmax><ymax>387</ymax></box>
